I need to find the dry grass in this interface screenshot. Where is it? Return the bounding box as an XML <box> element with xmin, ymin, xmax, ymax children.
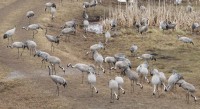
<box><xmin>0</xmin><ymin>0</ymin><xmax>200</xmax><ymax>109</ymax></box>
<box><xmin>35</xmin><ymin>0</ymin><xmax>200</xmax><ymax>100</ymax></box>
<box><xmin>105</xmin><ymin>0</ymin><xmax>200</xmax><ymax>31</ymax></box>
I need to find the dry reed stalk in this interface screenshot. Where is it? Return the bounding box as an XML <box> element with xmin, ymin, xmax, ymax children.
<box><xmin>102</xmin><ymin>0</ymin><xmax>200</xmax><ymax>32</ymax></box>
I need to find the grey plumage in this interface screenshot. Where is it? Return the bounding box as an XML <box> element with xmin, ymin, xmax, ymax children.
<box><xmin>139</xmin><ymin>23</ymin><xmax>148</xmax><ymax>34</ymax></box>
<box><xmin>165</xmin><ymin>71</ymin><xmax>184</xmax><ymax>92</ymax></box>
<box><xmin>61</xmin><ymin>20</ymin><xmax>77</xmax><ymax>29</ymax></box>
<box><xmin>45</xmin><ymin>28</ymin><xmax>59</xmax><ymax>52</ymax></box>
<box><xmin>45</xmin><ymin>2</ymin><xmax>56</xmax><ymax>12</ymax></box>
<box><xmin>34</xmin><ymin>50</ymin><xmax>50</xmax><ymax>68</ymax></box>
<box><xmin>26</xmin><ymin>11</ymin><xmax>34</xmax><ymax>24</ymax></box>
<box><xmin>192</xmin><ymin>23</ymin><xmax>199</xmax><ymax>33</ymax></box>
<box><xmin>115</xmin><ymin>76</ymin><xmax>125</xmax><ymax>96</ymax></box>
<box><xmin>46</xmin><ymin>55</ymin><xmax>65</xmax><ymax>75</ymax></box>
<box><xmin>137</xmin><ymin>53</ymin><xmax>156</xmax><ymax>61</ymax></box>
<box><xmin>3</xmin><ymin>26</ymin><xmax>16</xmax><ymax>45</ymax></box>
<box><xmin>105</xmin><ymin>56</ymin><xmax>116</xmax><ymax>73</ymax></box>
<box><xmin>24</xmin><ymin>40</ymin><xmax>37</xmax><ymax>55</ymax></box>
<box><xmin>83</xmin><ymin>20</ymin><xmax>89</xmax><ymax>33</ymax></box>
<box><xmin>82</xmin><ymin>10</ymin><xmax>89</xmax><ymax>20</ymax></box>
<box><xmin>114</xmin><ymin>53</ymin><xmax>126</xmax><ymax>61</ymax></box>
<box><xmin>67</xmin><ymin>63</ymin><xmax>95</xmax><ymax>83</ymax></box>
<box><xmin>176</xmin><ymin>79</ymin><xmax>197</xmax><ymax>103</ymax></box>
<box><xmin>60</xmin><ymin>27</ymin><xmax>76</xmax><ymax>42</ymax></box>
<box><xmin>160</xmin><ymin>20</ymin><xmax>176</xmax><ymax>31</ymax></box>
<box><xmin>48</xmin><ymin>66</ymin><xmax>67</xmax><ymax>96</ymax></box>
<box><xmin>177</xmin><ymin>35</ymin><xmax>194</xmax><ymax>45</ymax></box>
<box><xmin>124</xmin><ymin>67</ymin><xmax>143</xmax><ymax>92</ymax></box>
<box><xmin>111</xmin><ymin>59</ymin><xmax>131</xmax><ymax>75</ymax></box>
<box><xmin>186</xmin><ymin>5</ymin><xmax>193</xmax><ymax>13</ymax></box>
<box><xmin>86</xmin><ymin>42</ymin><xmax>104</xmax><ymax>55</ymax></box>
<box><xmin>88</xmin><ymin>71</ymin><xmax>98</xmax><ymax>96</ymax></box>
<box><xmin>7</xmin><ymin>41</ymin><xmax>26</xmax><ymax>58</ymax></box>
<box><xmin>22</xmin><ymin>24</ymin><xmax>43</xmax><ymax>38</ymax></box>
<box><xmin>92</xmin><ymin>50</ymin><xmax>105</xmax><ymax>74</ymax></box>
<box><xmin>105</xmin><ymin>31</ymin><xmax>111</xmax><ymax>44</ymax></box>
<box><xmin>150</xmin><ymin>69</ymin><xmax>167</xmax><ymax>95</ymax></box>
<box><xmin>136</xmin><ymin>63</ymin><xmax>149</xmax><ymax>83</ymax></box>
<box><xmin>109</xmin><ymin>79</ymin><xmax>119</xmax><ymax>103</ymax></box>
<box><xmin>83</xmin><ymin>0</ymin><xmax>98</xmax><ymax>9</ymax></box>
<box><xmin>130</xmin><ymin>44</ymin><xmax>138</xmax><ymax>56</ymax></box>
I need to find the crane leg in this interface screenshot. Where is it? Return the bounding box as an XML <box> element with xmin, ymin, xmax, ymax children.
<box><xmin>17</xmin><ymin>48</ymin><xmax>19</xmax><ymax>59</ymax></box>
<box><xmin>110</xmin><ymin>89</ymin><xmax>113</xmax><ymax>103</ymax></box>
<box><xmin>82</xmin><ymin>72</ymin><xmax>84</xmax><ymax>84</ymax></box>
<box><xmin>57</xmin><ymin>85</ymin><xmax>59</xmax><ymax>96</ymax></box>
<box><xmin>32</xmin><ymin>31</ymin><xmax>35</xmax><ymax>38</ymax></box>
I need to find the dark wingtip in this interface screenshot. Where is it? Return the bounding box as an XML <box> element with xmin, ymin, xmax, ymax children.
<box><xmin>63</xmin><ymin>82</ymin><xmax>67</xmax><ymax>88</ymax></box>
<box><xmin>191</xmin><ymin>42</ymin><xmax>194</xmax><ymax>45</ymax></box>
<box><xmin>3</xmin><ymin>34</ymin><xmax>7</xmax><ymax>39</ymax></box>
<box><xmin>67</xmin><ymin>63</ymin><xmax>71</xmax><ymax>67</ymax></box>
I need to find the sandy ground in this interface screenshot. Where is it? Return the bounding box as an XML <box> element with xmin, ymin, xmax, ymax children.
<box><xmin>0</xmin><ymin>0</ymin><xmax>200</xmax><ymax>109</ymax></box>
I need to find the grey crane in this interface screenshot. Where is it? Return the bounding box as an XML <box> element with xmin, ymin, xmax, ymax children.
<box><xmin>83</xmin><ymin>19</ymin><xmax>89</xmax><ymax>34</ymax></box>
<box><xmin>7</xmin><ymin>41</ymin><xmax>26</xmax><ymax>58</ymax></box>
<box><xmin>3</xmin><ymin>26</ymin><xmax>16</xmax><ymax>45</ymax></box>
<box><xmin>45</xmin><ymin>2</ymin><xmax>56</xmax><ymax>12</ymax></box>
<box><xmin>92</xmin><ymin>50</ymin><xmax>105</xmax><ymax>74</ymax></box>
<box><xmin>46</xmin><ymin>55</ymin><xmax>65</xmax><ymax>75</ymax></box>
<box><xmin>22</xmin><ymin>24</ymin><xmax>43</xmax><ymax>38</ymax></box>
<box><xmin>26</xmin><ymin>11</ymin><xmax>34</xmax><ymax>24</ymax></box>
<box><xmin>139</xmin><ymin>23</ymin><xmax>148</xmax><ymax>34</ymax></box>
<box><xmin>192</xmin><ymin>23</ymin><xmax>199</xmax><ymax>33</ymax></box>
<box><xmin>48</xmin><ymin>66</ymin><xmax>67</xmax><ymax>96</ymax></box>
<box><xmin>115</xmin><ymin>76</ymin><xmax>125</xmax><ymax>96</ymax></box>
<box><xmin>60</xmin><ymin>27</ymin><xmax>76</xmax><ymax>42</ymax></box>
<box><xmin>86</xmin><ymin>42</ymin><xmax>104</xmax><ymax>56</ymax></box>
<box><xmin>130</xmin><ymin>44</ymin><xmax>138</xmax><ymax>56</ymax></box>
<box><xmin>67</xmin><ymin>63</ymin><xmax>95</xmax><ymax>84</ymax></box>
<box><xmin>82</xmin><ymin>10</ymin><xmax>89</xmax><ymax>20</ymax></box>
<box><xmin>61</xmin><ymin>19</ymin><xmax>77</xmax><ymax>29</ymax></box>
<box><xmin>111</xmin><ymin>59</ymin><xmax>131</xmax><ymax>76</ymax></box>
<box><xmin>45</xmin><ymin>28</ymin><xmax>60</xmax><ymax>52</ymax></box>
<box><xmin>50</xmin><ymin>6</ymin><xmax>56</xmax><ymax>20</ymax></box>
<box><xmin>109</xmin><ymin>79</ymin><xmax>119</xmax><ymax>103</ymax></box>
<box><xmin>137</xmin><ymin>53</ymin><xmax>156</xmax><ymax>61</ymax></box>
<box><xmin>105</xmin><ymin>31</ymin><xmax>111</xmax><ymax>44</ymax></box>
<box><xmin>88</xmin><ymin>70</ymin><xmax>98</xmax><ymax>97</ymax></box>
<box><xmin>160</xmin><ymin>20</ymin><xmax>176</xmax><ymax>31</ymax></box>
<box><xmin>124</xmin><ymin>67</ymin><xmax>143</xmax><ymax>92</ymax></box>
<box><xmin>176</xmin><ymin>79</ymin><xmax>197</xmax><ymax>103</ymax></box>
<box><xmin>105</xmin><ymin>56</ymin><xmax>116</xmax><ymax>74</ymax></box>
<box><xmin>24</xmin><ymin>40</ymin><xmax>37</xmax><ymax>56</ymax></box>
<box><xmin>34</xmin><ymin>50</ymin><xmax>50</xmax><ymax>68</ymax></box>
<box><xmin>150</xmin><ymin>69</ymin><xmax>167</xmax><ymax>96</ymax></box>
<box><xmin>186</xmin><ymin>4</ymin><xmax>193</xmax><ymax>13</ymax></box>
<box><xmin>165</xmin><ymin>71</ymin><xmax>184</xmax><ymax>92</ymax></box>
<box><xmin>177</xmin><ymin>35</ymin><xmax>194</xmax><ymax>46</ymax></box>
<box><xmin>136</xmin><ymin>64</ymin><xmax>150</xmax><ymax>84</ymax></box>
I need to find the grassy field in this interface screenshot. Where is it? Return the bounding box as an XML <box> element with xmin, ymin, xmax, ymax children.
<box><xmin>0</xmin><ymin>0</ymin><xmax>200</xmax><ymax>109</ymax></box>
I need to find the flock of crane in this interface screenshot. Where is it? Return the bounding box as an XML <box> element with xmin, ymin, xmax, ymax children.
<box><xmin>2</xmin><ymin>0</ymin><xmax>200</xmax><ymax>104</ymax></box>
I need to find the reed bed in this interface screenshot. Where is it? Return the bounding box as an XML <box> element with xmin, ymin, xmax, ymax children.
<box><xmin>103</xmin><ymin>0</ymin><xmax>200</xmax><ymax>31</ymax></box>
